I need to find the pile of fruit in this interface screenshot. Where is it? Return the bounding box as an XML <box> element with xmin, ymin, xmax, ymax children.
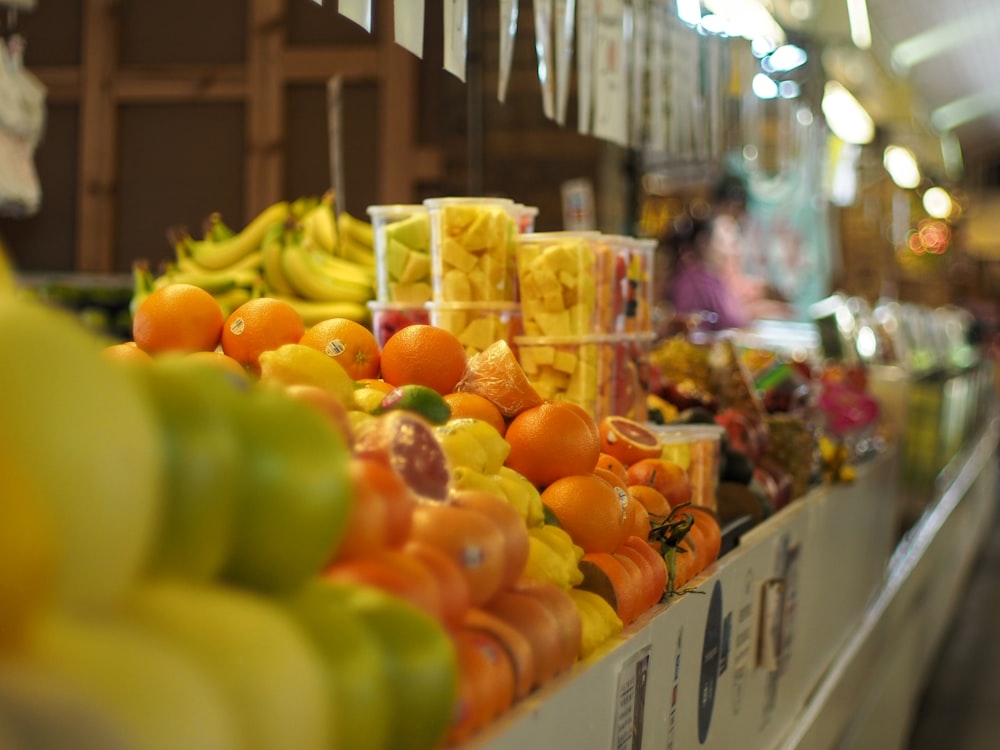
<box><xmin>132</xmin><ymin>193</ymin><xmax>379</xmax><ymax>326</ymax></box>
<box><xmin>0</xmin><ymin>242</ymin><xmax>723</xmax><ymax>749</ymax></box>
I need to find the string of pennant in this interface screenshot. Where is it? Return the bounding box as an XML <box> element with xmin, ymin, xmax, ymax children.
<box><xmin>316</xmin><ymin>0</ymin><xmax>734</xmax><ymax>157</ymax></box>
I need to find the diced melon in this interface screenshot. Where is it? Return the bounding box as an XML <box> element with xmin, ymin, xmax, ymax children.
<box><xmin>384</xmin><ymin>237</ymin><xmax>411</xmax><ymax>281</ymax></box>
<box><xmin>398</xmin><ymin>250</ymin><xmax>431</xmax><ymax>284</ymax></box>
<box><xmin>385</xmin><ymin>212</ymin><xmax>430</xmax><ymax>251</ymax></box>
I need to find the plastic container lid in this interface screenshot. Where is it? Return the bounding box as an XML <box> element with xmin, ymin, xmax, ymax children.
<box><xmin>648</xmin><ymin>423</ymin><xmax>726</xmax><ymax>444</ymax></box>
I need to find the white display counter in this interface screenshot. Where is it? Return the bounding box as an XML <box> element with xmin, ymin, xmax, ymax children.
<box><xmin>463</xmin><ymin>417</ymin><xmax>999</xmax><ymax>750</ymax></box>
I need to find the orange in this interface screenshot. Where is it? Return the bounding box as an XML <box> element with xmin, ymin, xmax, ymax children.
<box><xmin>686</xmin><ymin>505</ymin><xmax>722</xmax><ymax>567</ymax></box>
<box><xmin>628</xmin><ymin>484</ymin><xmax>673</xmax><ymax>525</ymax></box>
<box><xmin>449</xmin><ymin>490</ymin><xmax>530</xmax><ymax>589</ymax></box>
<box><xmin>299</xmin><ymin>317</ymin><xmax>380</xmax><ymax>380</ymax></box>
<box><xmin>408</xmin><ymin>501</ymin><xmax>509</xmax><ymax>607</ymax></box>
<box><xmin>132</xmin><ymin>283</ymin><xmax>224</xmax><ymax>354</ymax></box>
<box><xmin>220</xmin><ymin>297</ymin><xmax>305</xmax><ymax>372</ymax></box>
<box><xmin>345</xmin><ymin>456</ymin><xmax>416</xmax><ymax>551</ymax></box>
<box><xmin>509</xmin><ymin>578</ymin><xmax>582</xmax><ymax>673</ymax></box>
<box><xmin>323</xmin><ymin>548</ymin><xmax>444</xmax><ymax>622</ymax></box>
<box><xmin>622</xmin><ymin>535</ymin><xmax>668</xmax><ymax>607</ymax></box>
<box><xmin>598</xmin><ymin>415</ymin><xmax>662</xmax><ymax>466</ymax></box>
<box><xmin>443</xmin><ymin>392</ymin><xmax>507</xmax><ymax>436</ymax></box>
<box><xmin>615</xmin><ymin>545</ymin><xmax>662</xmax><ymax>613</ymax></box>
<box><xmin>463</xmin><ymin>607</ymin><xmax>536</xmax><ymax>701</ymax></box>
<box><xmin>624</xmin><ymin>497</ymin><xmax>652</xmax><ymax>541</ymax></box>
<box><xmin>593</xmin><ymin>466</ymin><xmax>629</xmax><ymax>496</ymax></box>
<box><xmin>379</xmin><ymin>324</ymin><xmax>467</xmax><ymax>395</ymax></box>
<box><xmin>184</xmin><ymin>349</ymin><xmax>250</xmax><ymax>381</ymax></box>
<box><xmin>102</xmin><ymin>341</ymin><xmax>152</xmax><ymax>363</ymax></box>
<box><xmin>403</xmin><ymin>539</ymin><xmax>471</xmax><ymax>629</ymax></box>
<box><xmin>504</xmin><ymin>402</ymin><xmax>601</xmax><ymax>488</ymax></box>
<box><xmin>485</xmin><ymin>587</ymin><xmax>566</xmax><ymax>689</ymax></box>
<box><xmin>611</xmin><ymin>552</ymin><xmax>650</xmax><ymax>622</ymax></box>
<box><xmin>448</xmin><ymin>627</ymin><xmax>517</xmax><ymax>744</ymax></box>
<box><xmin>355</xmin><ymin>377</ymin><xmax>395</xmax><ymax>394</ymax></box>
<box><xmin>596</xmin><ymin>452</ymin><xmax>629</xmax><ymax>484</ymax></box>
<box><xmin>540</xmin><ymin>474</ymin><xmax>630</xmax><ymax>554</ymax></box>
<box><xmin>454</xmin><ymin>339</ymin><xmax>543</xmax><ymax>418</ymax></box>
<box><xmin>627</xmin><ymin>458</ymin><xmax>689</xmax><ymax>499</ymax></box>
<box><xmin>664</xmin><ymin>543</ymin><xmax>698</xmax><ymax>592</ymax></box>
<box><xmin>577</xmin><ymin>551</ymin><xmax>644</xmax><ymax>626</ymax></box>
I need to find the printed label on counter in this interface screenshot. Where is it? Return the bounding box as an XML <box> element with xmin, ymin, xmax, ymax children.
<box><xmin>612</xmin><ymin>645</ymin><xmax>652</xmax><ymax>750</ymax></box>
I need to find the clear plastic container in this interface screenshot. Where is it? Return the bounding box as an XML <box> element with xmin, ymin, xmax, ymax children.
<box><xmin>513</xmin><ymin>334</ymin><xmax>615</xmax><ymax>421</ymax></box>
<box><xmin>609</xmin><ymin>332</ymin><xmax>656</xmax><ymax>422</ymax></box>
<box><xmin>513</xmin><ymin>204</ymin><xmax>539</xmax><ymax>233</ymax></box>
<box><xmin>428</xmin><ymin>301</ymin><xmax>521</xmax><ymax>356</ymax></box>
<box><xmin>648</xmin><ymin>424</ymin><xmax>726</xmax><ymax>510</ymax></box>
<box><xmin>367</xmin><ymin>300</ymin><xmax>431</xmax><ymax>348</ymax></box>
<box><xmin>425</xmin><ymin>197</ymin><xmax>516</xmax><ymax>304</ymax></box>
<box><xmin>600</xmin><ymin>234</ymin><xmax>656</xmax><ymax>335</ymax></box>
<box><xmin>516</xmin><ymin>231</ymin><xmax>618</xmax><ymax>337</ymax></box>
<box><xmin>366</xmin><ymin>204</ymin><xmax>432</xmax><ymax>304</ymax></box>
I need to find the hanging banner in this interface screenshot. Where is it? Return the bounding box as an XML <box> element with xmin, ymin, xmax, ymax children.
<box><xmin>444</xmin><ymin>0</ymin><xmax>469</xmax><ymax>82</ymax></box>
<box><xmin>338</xmin><ymin>0</ymin><xmax>372</xmax><ymax>32</ymax></box>
<box><xmin>577</xmin><ymin>0</ymin><xmax>596</xmax><ymax>134</ymax></box>
<box><xmin>534</xmin><ymin>0</ymin><xmax>555</xmax><ymax>120</ymax></box>
<box><xmin>648</xmin><ymin>0</ymin><xmax>668</xmax><ymax>152</ymax></box>
<box><xmin>498</xmin><ymin>0</ymin><xmax>519</xmax><ymax>102</ymax></box>
<box><xmin>554</xmin><ymin>0</ymin><xmax>576</xmax><ymax>126</ymax></box>
<box><xmin>630</xmin><ymin>0</ymin><xmax>648</xmax><ymax>148</ymax></box>
<box><xmin>593</xmin><ymin>0</ymin><xmax>628</xmax><ymax>146</ymax></box>
<box><xmin>394</xmin><ymin>0</ymin><xmax>425</xmax><ymax>58</ymax></box>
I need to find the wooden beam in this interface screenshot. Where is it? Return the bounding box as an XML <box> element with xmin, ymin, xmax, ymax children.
<box><xmin>245</xmin><ymin>0</ymin><xmax>287</xmax><ymax>219</ymax></box>
<box><xmin>32</xmin><ymin>67</ymin><xmax>81</xmax><ymax>102</ymax></box>
<box><xmin>376</xmin><ymin>0</ymin><xmax>421</xmax><ymax>203</ymax></box>
<box><xmin>283</xmin><ymin>47</ymin><xmax>380</xmax><ymax>83</ymax></box>
<box><xmin>77</xmin><ymin>0</ymin><xmax>119</xmax><ymax>272</ymax></box>
<box><xmin>115</xmin><ymin>65</ymin><xmax>247</xmax><ymax>102</ymax></box>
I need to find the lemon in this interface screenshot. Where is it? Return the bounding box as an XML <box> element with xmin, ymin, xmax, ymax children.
<box><xmin>449</xmin><ymin>466</ymin><xmax>504</xmax><ymax>496</ymax></box>
<box><xmin>493</xmin><ymin>466</ymin><xmax>545</xmax><ymax>527</ymax></box>
<box><xmin>0</xmin><ymin>297</ymin><xmax>164</xmax><ymax>613</ymax></box>
<box><xmin>258</xmin><ymin>343</ymin><xmax>356</xmax><ymax>409</ymax></box>
<box><xmin>352</xmin><ymin>386</ymin><xmax>387</xmax><ymax>414</ymax></box>
<box><xmin>433</xmin><ymin>417</ymin><xmax>510</xmax><ymax>474</ymax></box>
<box><xmin>434</xmin><ymin>425</ymin><xmax>489</xmax><ymax>472</ymax></box>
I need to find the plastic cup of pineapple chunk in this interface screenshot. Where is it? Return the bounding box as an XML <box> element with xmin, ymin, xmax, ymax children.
<box><xmin>367</xmin><ymin>204</ymin><xmax>432</xmax><ymax>304</ymax></box>
<box><xmin>647</xmin><ymin>424</ymin><xmax>725</xmax><ymax>510</ymax></box>
<box><xmin>513</xmin><ymin>334</ymin><xmax>616</xmax><ymax>422</ymax></box>
<box><xmin>516</xmin><ymin>231</ymin><xmax>620</xmax><ymax>337</ymax></box>
<box><xmin>424</xmin><ymin>197</ymin><xmax>517</xmax><ymax>304</ymax></box>
<box><xmin>428</xmin><ymin>301</ymin><xmax>521</xmax><ymax>357</ymax></box>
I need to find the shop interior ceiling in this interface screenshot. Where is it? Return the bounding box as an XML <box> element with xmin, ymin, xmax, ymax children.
<box><xmin>776</xmin><ymin>0</ymin><xmax>1000</xmax><ymax>186</ymax></box>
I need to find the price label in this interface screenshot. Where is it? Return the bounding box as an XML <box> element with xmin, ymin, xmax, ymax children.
<box><xmin>611</xmin><ymin>645</ymin><xmax>652</xmax><ymax>750</ymax></box>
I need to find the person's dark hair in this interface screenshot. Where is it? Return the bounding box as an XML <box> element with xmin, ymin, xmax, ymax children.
<box><xmin>712</xmin><ymin>173</ymin><xmax>748</xmax><ymax>209</ymax></box>
<box><xmin>659</xmin><ymin>214</ymin><xmax>713</xmax><ymax>269</ymax></box>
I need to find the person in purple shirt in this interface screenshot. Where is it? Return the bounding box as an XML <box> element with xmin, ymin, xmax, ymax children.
<box><xmin>659</xmin><ymin>215</ymin><xmax>751</xmax><ymax>332</ymax></box>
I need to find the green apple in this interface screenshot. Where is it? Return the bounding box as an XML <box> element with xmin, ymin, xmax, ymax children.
<box><xmin>26</xmin><ymin>612</ymin><xmax>239</xmax><ymax>750</ymax></box>
<box><xmin>317</xmin><ymin>579</ymin><xmax>459</xmax><ymax>750</ymax></box>
<box><xmin>133</xmin><ymin>356</ymin><xmax>243</xmax><ymax>581</ymax></box>
<box><xmin>283</xmin><ymin>579</ymin><xmax>392</xmax><ymax>750</ymax></box>
<box><xmin>125</xmin><ymin>580</ymin><xmax>330</xmax><ymax>750</ymax></box>
<box><xmin>0</xmin><ymin>297</ymin><xmax>164</xmax><ymax>613</ymax></box>
<box><xmin>223</xmin><ymin>386</ymin><xmax>353</xmax><ymax>593</ymax></box>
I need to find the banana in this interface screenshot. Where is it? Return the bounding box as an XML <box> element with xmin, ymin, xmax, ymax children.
<box><xmin>202</xmin><ymin>212</ymin><xmax>235</xmax><ymax>242</ymax></box>
<box><xmin>337</xmin><ymin>236</ymin><xmax>376</xmax><ymax>268</ymax></box>
<box><xmin>261</xmin><ymin>225</ymin><xmax>297</xmax><ymax>296</ymax></box>
<box><xmin>265</xmin><ymin>295</ymin><xmax>370</xmax><ymax>327</ymax></box>
<box><xmin>130</xmin><ymin>261</ymin><xmax>156</xmax><ymax>317</ymax></box>
<box><xmin>337</xmin><ymin>211</ymin><xmax>375</xmax><ymax>249</ymax></box>
<box><xmin>175</xmin><ymin>247</ymin><xmax>264</xmax><ymax>276</ymax></box>
<box><xmin>214</xmin><ymin>286</ymin><xmax>253</xmax><ymax>317</ymax></box>
<box><xmin>300</xmin><ymin>193</ymin><xmax>338</xmax><ymax>254</ymax></box>
<box><xmin>280</xmin><ymin>242</ymin><xmax>374</xmax><ymax>303</ymax></box>
<box><xmin>185</xmin><ymin>201</ymin><xmax>289</xmax><ymax>270</ymax></box>
<box><xmin>154</xmin><ymin>267</ymin><xmax>261</xmax><ymax>295</ymax></box>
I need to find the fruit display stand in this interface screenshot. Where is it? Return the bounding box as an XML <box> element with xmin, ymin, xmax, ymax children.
<box><xmin>458</xmin><ymin>415</ymin><xmax>999</xmax><ymax>750</ymax></box>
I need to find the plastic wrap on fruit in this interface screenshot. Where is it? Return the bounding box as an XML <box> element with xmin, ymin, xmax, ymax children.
<box><xmin>454</xmin><ymin>340</ymin><xmax>543</xmax><ymax>419</ymax></box>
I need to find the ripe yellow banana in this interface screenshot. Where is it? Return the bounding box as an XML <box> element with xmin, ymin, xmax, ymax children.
<box><xmin>265</xmin><ymin>295</ymin><xmax>370</xmax><ymax>326</ymax></box>
<box><xmin>260</xmin><ymin>223</ymin><xmax>297</xmax><ymax>296</ymax></box>
<box><xmin>300</xmin><ymin>194</ymin><xmax>338</xmax><ymax>254</ymax></box>
<box><xmin>185</xmin><ymin>201</ymin><xmax>290</xmax><ymax>270</ymax></box>
<box><xmin>337</xmin><ymin>236</ymin><xmax>376</xmax><ymax>268</ymax></box>
<box><xmin>130</xmin><ymin>261</ymin><xmax>156</xmax><ymax>317</ymax></box>
<box><xmin>154</xmin><ymin>266</ymin><xmax>261</xmax><ymax>295</ymax></box>
<box><xmin>202</xmin><ymin>212</ymin><xmax>235</xmax><ymax>242</ymax></box>
<box><xmin>337</xmin><ymin>211</ymin><xmax>374</xmax><ymax>249</ymax></box>
<box><xmin>280</xmin><ymin>242</ymin><xmax>374</xmax><ymax>304</ymax></box>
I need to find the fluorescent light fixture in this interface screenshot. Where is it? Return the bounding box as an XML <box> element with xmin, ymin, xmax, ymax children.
<box><xmin>883</xmin><ymin>145</ymin><xmax>921</xmax><ymax>189</ymax></box>
<box><xmin>752</xmin><ymin>73</ymin><xmax>779</xmax><ymax>99</ymax></box>
<box><xmin>845</xmin><ymin>0</ymin><xmax>872</xmax><ymax>50</ymax></box>
<box><xmin>703</xmin><ymin>0</ymin><xmax>785</xmax><ymax>44</ymax></box>
<box><xmin>931</xmin><ymin>88</ymin><xmax>1000</xmax><ymax>132</ymax></box>
<box><xmin>752</xmin><ymin>37</ymin><xmax>777</xmax><ymax>57</ymax></box>
<box><xmin>941</xmin><ymin>132</ymin><xmax>964</xmax><ymax>181</ymax></box>
<box><xmin>676</xmin><ymin>0</ymin><xmax>702</xmax><ymax>26</ymax></box>
<box><xmin>922</xmin><ymin>187</ymin><xmax>953</xmax><ymax>219</ymax></box>
<box><xmin>763</xmin><ymin>44</ymin><xmax>807</xmax><ymax>73</ymax></box>
<box><xmin>892</xmin><ymin>10</ymin><xmax>1000</xmax><ymax>73</ymax></box>
<box><xmin>821</xmin><ymin>81</ymin><xmax>874</xmax><ymax>145</ymax></box>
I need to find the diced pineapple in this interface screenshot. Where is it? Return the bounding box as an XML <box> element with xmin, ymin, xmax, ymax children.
<box><xmin>434</xmin><ymin>308</ymin><xmax>469</xmax><ymax>334</ymax></box>
<box><xmin>552</xmin><ymin>348</ymin><xmax>578</xmax><ymax>375</ymax></box>
<box><xmin>462</xmin><ymin>208</ymin><xmax>504</xmax><ymax>250</ymax></box>
<box><xmin>541</xmin><ymin>288</ymin><xmax>565</xmax><ymax>314</ymax></box>
<box><xmin>442</xmin><ymin>204</ymin><xmax>479</xmax><ymax>232</ymax></box>
<box><xmin>388</xmin><ymin>281</ymin><xmax>434</xmax><ymax>304</ymax></box>
<box><xmin>441</xmin><ymin>237</ymin><xmax>479</xmax><ymax>273</ymax></box>
<box><xmin>467</xmin><ymin>267</ymin><xmax>489</xmax><ymax>300</ymax></box>
<box><xmin>533</xmin><ymin>309</ymin><xmax>572</xmax><ymax>337</ymax></box>
<box><xmin>441</xmin><ymin>269</ymin><xmax>472</xmax><ymax>301</ymax></box>
<box><xmin>459</xmin><ymin>315</ymin><xmax>502</xmax><ymax>353</ymax></box>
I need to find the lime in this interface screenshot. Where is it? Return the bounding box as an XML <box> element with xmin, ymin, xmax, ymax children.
<box><xmin>377</xmin><ymin>384</ymin><xmax>451</xmax><ymax>425</ymax></box>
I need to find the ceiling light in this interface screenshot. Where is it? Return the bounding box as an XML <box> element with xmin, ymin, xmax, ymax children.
<box><xmin>703</xmin><ymin>0</ymin><xmax>785</xmax><ymax>44</ymax></box>
<box><xmin>763</xmin><ymin>44</ymin><xmax>807</xmax><ymax>73</ymax></box>
<box><xmin>676</xmin><ymin>0</ymin><xmax>702</xmax><ymax>26</ymax></box>
<box><xmin>845</xmin><ymin>0</ymin><xmax>872</xmax><ymax>50</ymax></box>
<box><xmin>779</xmin><ymin>80</ymin><xmax>801</xmax><ymax>99</ymax></box>
<box><xmin>922</xmin><ymin>187</ymin><xmax>953</xmax><ymax>219</ymax></box>
<box><xmin>821</xmin><ymin>81</ymin><xmax>874</xmax><ymax>145</ymax></box>
<box><xmin>883</xmin><ymin>145</ymin><xmax>921</xmax><ymax>189</ymax></box>
<box><xmin>753</xmin><ymin>73</ymin><xmax>779</xmax><ymax>99</ymax></box>
<box><xmin>930</xmin><ymin>88</ymin><xmax>1000</xmax><ymax>132</ymax></box>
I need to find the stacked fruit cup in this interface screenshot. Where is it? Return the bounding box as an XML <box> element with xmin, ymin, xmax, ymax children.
<box><xmin>425</xmin><ymin>197</ymin><xmax>523</xmax><ymax>356</ymax></box>
<box><xmin>648</xmin><ymin>424</ymin><xmax>726</xmax><ymax>512</ymax></box>
<box><xmin>603</xmin><ymin>234</ymin><xmax>658</xmax><ymax>422</ymax></box>
<box><xmin>366</xmin><ymin>204</ymin><xmax>433</xmax><ymax>347</ymax></box>
<box><xmin>513</xmin><ymin>231</ymin><xmax>620</xmax><ymax>420</ymax></box>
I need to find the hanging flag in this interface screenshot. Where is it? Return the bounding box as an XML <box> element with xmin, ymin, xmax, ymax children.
<box><xmin>394</xmin><ymin>0</ymin><xmax>425</xmax><ymax>57</ymax></box>
<box><xmin>576</xmin><ymin>0</ymin><xmax>596</xmax><ymax>134</ymax></box>
<box><xmin>534</xmin><ymin>0</ymin><xmax>555</xmax><ymax>119</ymax></box>
<box><xmin>498</xmin><ymin>0</ymin><xmax>519</xmax><ymax>102</ymax></box>
<box><xmin>444</xmin><ymin>0</ymin><xmax>469</xmax><ymax>81</ymax></box>
<box><xmin>593</xmin><ymin>0</ymin><xmax>628</xmax><ymax>146</ymax></box>
<box><xmin>338</xmin><ymin>0</ymin><xmax>372</xmax><ymax>32</ymax></box>
<box><xmin>554</xmin><ymin>0</ymin><xmax>576</xmax><ymax>126</ymax></box>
